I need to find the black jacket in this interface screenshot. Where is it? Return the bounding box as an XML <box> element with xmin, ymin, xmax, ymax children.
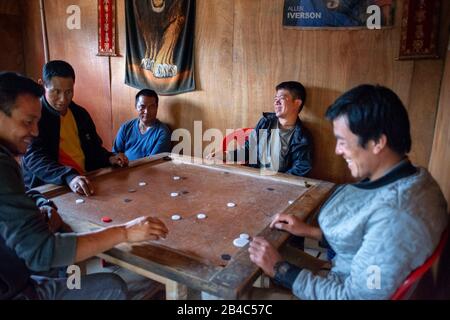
<box><xmin>0</xmin><ymin>145</ymin><xmax>30</xmax><ymax>300</ymax></box>
<box><xmin>241</xmin><ymin>113</ymin><xmax>312</xmax><ymax>176</ymax></box>
<box><xmin>22</xmin><ymin>98</ymin><xmax>113</xmax><ymax>189</ymax></box>
<box><xmin>0</xmin><ymin>237</ymin><xmax>30</xmax><ymax>300</ymax></box>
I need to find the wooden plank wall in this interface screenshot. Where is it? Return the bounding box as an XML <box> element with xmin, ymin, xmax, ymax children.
<box><xmin>20</xmin><ymin>0</ymin><xmax>45</xmax><ymax>81</ymax></box>
<box><xmin>20</xmin><ymin>0</ymin><xmax>450</xmax><ymax>184</ymax></box>
<box><xmin>429</xmin><ymin>40</ymin><xmax>450</xmax><ymax>204</ymax></box>
<box><xmin>0</xmin><ymin>0</ymin><xmax>24</xmax><ymax>73</ymax></box>
<box><xmin>0</xmin><ymin>0</ymin><xmax>20</xmax><ymax>15</ymax></box>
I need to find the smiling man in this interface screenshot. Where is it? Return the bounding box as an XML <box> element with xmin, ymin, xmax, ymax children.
<box><xmin>248</xmin><ymin>84</ymin><xmax>448</xmax><ymax>300</ymax></box>
<box><xmin>113</xmin><ymin>89</ymin><xmax>171</xmax><ymax>161</ymax></box>
<box><xmin>210</xmin><ymin>81</ymin><xmax>312</xmax><ymax>176</ymax></box>
<box><xmin>21</xmin><ymin>60</ymin><xmax>128</xmax><ymax>196</ymax></box>
<box><xmin>0</xmin><ymin>72</ymin><xmax>169</xmax><ymax>300</ymax></box>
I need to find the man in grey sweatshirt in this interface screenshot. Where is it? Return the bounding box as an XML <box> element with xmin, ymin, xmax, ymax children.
<box><xmin>0</xmin><ymin>72</ymin><xmax>168</xmax><ymax>300</ymax></box>
<box><xmin>248</xmin><ymin>84</ymin><xmax>448</xmax><ymax>299</ymax></box>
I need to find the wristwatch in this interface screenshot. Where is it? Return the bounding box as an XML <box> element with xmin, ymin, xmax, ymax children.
<box><xmin>273</xmin><ymin>260</ymin><xmax>291</xmax><ymax>277</ymax></box>
<box><xmin>273</xmin><ymin>260</ymin><xmax>302</xmax><ymax>290</ymax></box>
<box><xmin>39</xmin><ymin>199</ymin><xmax>58</xmax><ymax>210</ymax></box>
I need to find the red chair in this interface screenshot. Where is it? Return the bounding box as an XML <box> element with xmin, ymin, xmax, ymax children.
<box><xmin>222</xmin><ymin>128</ymin><xmax>253</xmax><ymax>152</ymax></box>
<box><xmin>391</xmin><ymin>225</ymin><xmax>449</xmax><ymax>300</ymax></box>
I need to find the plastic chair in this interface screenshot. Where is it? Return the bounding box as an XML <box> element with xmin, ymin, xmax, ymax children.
<box><xmin>222</xmin><ymin>128</ymin><xmax>253</xmax><ymax>152</ymax></box>
<box><xmin>391</xmin><ymin>225</ymin><xmax>449</xmax><ymax>300</ymax></box>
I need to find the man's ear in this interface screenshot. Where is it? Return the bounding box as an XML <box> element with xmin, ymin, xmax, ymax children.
<box><xmin>372</xmin><ymin>134</ymin><xmax>387</xmax><ymax>154</ymax></box>
<box><xmin>37</xmin><ymin>79</ymin><xmax>44</xmax><ymax>86</ymax></box>
<box><xmin>296</xmin><ymin>98</ymin><xmax>303</xmax><ymax>112</ymax></box>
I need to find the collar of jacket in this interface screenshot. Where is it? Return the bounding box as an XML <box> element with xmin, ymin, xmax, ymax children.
<box><xmin>0</xmin><ymin>143</ymin><xmax>13</xmax><ymax>158</ymax></box>
<box><xmin>353</xmin><ymin>158</ymin><xmax>418</xmax><ymax>190</ymax></box>
<box><xmin>41</xmin><ymin>96</ymin><xmax>76</xmax><ymax>117</ymax></box>
<box><xmin>262</xmin><ymin>112</ymin><xmax>303</xmax><ymax>133</ymax></box>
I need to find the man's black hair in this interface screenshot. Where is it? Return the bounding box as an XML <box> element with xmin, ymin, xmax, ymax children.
<box><xmin>276</xmin><ymin>81</ymin><xmax>306</xmax><ymax>112</ymax></box>
<box><xmin>135</xmin><ymin>89</ymin><xmax>159</xmax><ymax>105</ymax></box>
<box><xmin>42</xmin><ymin>60</ymin><xmax>76</xmax><ymax>85</ymax></box>
<box><xmin>0</xmin><ymin>72</ymin><xmax>44</xmax><ymax>116</ymax></box>
<box><xmin>325</xmin><ymin>84</ymin><xmax>411</xmax><ymax>155</ymax></box>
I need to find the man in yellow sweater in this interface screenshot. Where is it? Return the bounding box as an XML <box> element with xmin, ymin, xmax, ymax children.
<box><xmin>22</xmin><ymin>60</ymin><xmax>128</xmax><ymax>196</ymax></box>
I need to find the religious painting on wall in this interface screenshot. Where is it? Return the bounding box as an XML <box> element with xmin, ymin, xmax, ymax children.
<box><xmin>283</xmin><ymin>0</ymin><xmax>395</xmax><ymax>28</ymax></box>
<box><xmin>125</xmin><ymin>0</ymin><xmax>196</xmax><ymax>95</ymax></box>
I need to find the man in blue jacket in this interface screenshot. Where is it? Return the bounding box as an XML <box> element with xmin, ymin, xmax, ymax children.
<box><xmin>210</xmin><ymin>81</ymin><xmax>312</xmax><ymax>177</ymax></box>
<box><xmin>22</xmin><ymin>60</ymin><xmax>128</xmax><ymax>196</ymax></box>
<box><xmin>0</xmin><ymin>72</ymin><xmax>168</xmax><ymax>300</ymax></box>
<box><xmin>113</xmin><ymin>89</ymin><xmax>171</xmax><ymax>160</ymax></box>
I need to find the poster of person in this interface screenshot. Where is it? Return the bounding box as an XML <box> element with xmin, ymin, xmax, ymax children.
<box><xmin>125</xmin><ymin>0</ymin><xmax>196</xmax><ymax>95</ymax></box>
<box><xmin>283</xmin><ymin>0</ymin><xmax>395</xmax><ymax>28</ymax></box>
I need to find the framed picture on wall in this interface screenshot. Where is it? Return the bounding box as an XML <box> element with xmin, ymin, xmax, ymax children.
<box><xmin>283</xmin><ymin>0</ymin><xmax>395</xmax><ymax>29</ymax></box>
<box><xmin>97</xmin><ymin>0</ymin><xmax>117</xmax><ymax>56</ymax></box>
<box><xmin>398</xmin><ymin>0</ymin><xmax>441</xmax><ymax>60</ymax></box>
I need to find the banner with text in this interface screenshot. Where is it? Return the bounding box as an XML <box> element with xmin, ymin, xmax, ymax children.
<box><xmin>283</xmin><ymin>0</ymin><xmax>395</xmax><ymax>28</ymax></box>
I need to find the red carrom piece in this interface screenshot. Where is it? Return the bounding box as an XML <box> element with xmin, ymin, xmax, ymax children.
<box><xmin>102</xmin><ymin>216</ymin><xmax>113</xmax><ymax>223</ymax></box>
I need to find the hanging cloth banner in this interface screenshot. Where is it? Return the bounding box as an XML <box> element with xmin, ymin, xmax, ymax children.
<box><xmin>399</xmin><ymin>0</ymin><xmax>441</xmax><ymax>60</ymax></box>
<box><xmin>98</xmin><ymin>0</ymin><xmax>117</xmax><ymax>56</ymax></box>
<box><xmin>125</xmin><ymin>0</ymin><xmax>196</xmax><ymax>95</ymax></box>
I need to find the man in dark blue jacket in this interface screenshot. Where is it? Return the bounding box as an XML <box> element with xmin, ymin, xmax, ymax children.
<box><xmin>0</xmin><ymin>72</ymin><xmax>168</xmax><ymax>300</ymax></box>
<box><xmin>210</xmin><ymin>81</ymin><xmax>312</xmax><ymax>176</ymax></box>
<box><xmin>22</xmin><ymin>60</ymin><xmax>128</xmax><ymax>196</ymax></box>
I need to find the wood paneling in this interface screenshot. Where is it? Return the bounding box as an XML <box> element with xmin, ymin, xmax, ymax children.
<box><xmin>20</xmin><ymin>0</ymin><xmax>45</xmax><ymax>81</ymax></box>
<box><xmin>0</xmin><ymin>0</ymin><xmax>24</xmax><ymax>73</ymax></box>
<box><xmin>0</xmin><ymin>0</ymin><xmax>20</xmax><ymax>15</ymax></box>
<box><xmin>429</xmin><ymin>45</ymin><xmax>450</xmax><ymax>204</ymax></box>
<box><xmin>20</xmin><ymin>0</ymin><xmax>450</xmax><ymax>183</ymax></box>
<box><xmin>0</xmin><ymin>14</ymin><xmax>24</xmax><ymax>73</ymax></box>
